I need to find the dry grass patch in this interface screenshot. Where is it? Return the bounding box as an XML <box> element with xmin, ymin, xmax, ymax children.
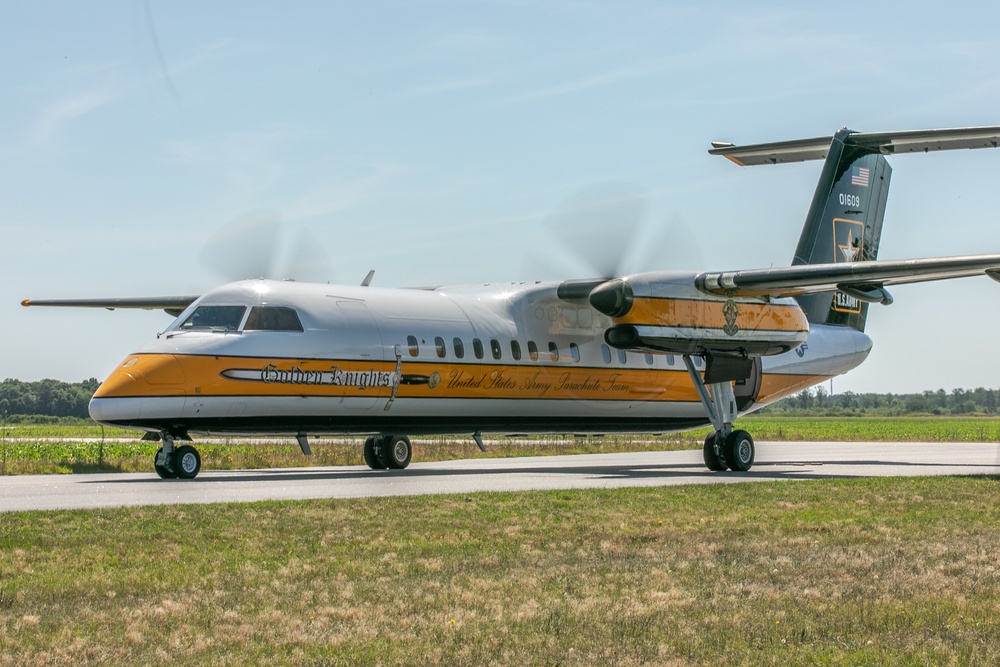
<box><xmin>1</xmin><ymin>477</ymin><xmax>999</xmax><ymax>664</ymax></box>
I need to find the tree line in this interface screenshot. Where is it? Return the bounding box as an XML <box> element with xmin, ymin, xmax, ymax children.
<box><xmin>0</xmin><ymin>378</ymin><xmax>100</xmax><ymax>420</ymax></box>
<box><xmin>760</xmin><ymin>385</ymin><xmax>1000</xmax><ymax>416</ymax></box>
<box><xmin>2</xmin><ymin>377</ymin><xmax>1000</xmax><ymax>420</ymax></box>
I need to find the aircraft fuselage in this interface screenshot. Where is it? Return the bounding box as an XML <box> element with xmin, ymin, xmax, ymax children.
<box><xmin>89</xmin><ymin>278</ymin><xmax>871</xmax><ymax>437</ymax></box>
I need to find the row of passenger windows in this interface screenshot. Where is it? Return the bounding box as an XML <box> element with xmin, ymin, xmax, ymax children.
<box><xmin>404</xmin><ymin>335</ymin><xmax>701</xmax><ymax>368</ymax></box>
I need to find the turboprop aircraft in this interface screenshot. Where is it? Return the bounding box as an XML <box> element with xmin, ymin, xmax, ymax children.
<box><xmin>22</xmin><ymin>125</ymin><xmax>1000</xmax><ymax>480</ymax></box>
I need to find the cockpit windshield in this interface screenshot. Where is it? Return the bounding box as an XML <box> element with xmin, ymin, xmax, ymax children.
<box><xmin>244</xmin><ymin>306</ymin><xmax>303</xmax><ymax>332</ymax></box>
<box><xmin>178</xmin><ymin>305</ymin><xmax>246</xmax><ymax>332</ymax></box>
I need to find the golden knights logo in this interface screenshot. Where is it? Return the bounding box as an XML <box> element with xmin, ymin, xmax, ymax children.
<box><xmin>832</xmin><ymin>217</ymin><xmax>864</xmax><ymax>314</ymax></box>
<box><xmin>722</xmin><ymin>300</ymin><xmax>739</xmax><ymax>336</ymax></box>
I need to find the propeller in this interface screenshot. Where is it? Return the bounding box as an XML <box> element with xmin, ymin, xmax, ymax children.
<box><xmin>520</xmin><ymin>183</ymin><xmax>704</xmax><ymax>282</ymax></box>
<box><xmin>201</xmin><ymin>210</ymin><xmax>334</xmax><ymax>284</ymax></box>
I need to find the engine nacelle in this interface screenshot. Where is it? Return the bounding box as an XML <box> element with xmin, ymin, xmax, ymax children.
<box><xmin>589</xmin><ymin>273</ymin><xmax>809</xmax><ymax>356</ymax></box>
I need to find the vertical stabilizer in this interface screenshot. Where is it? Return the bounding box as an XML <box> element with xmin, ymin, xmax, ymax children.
<box><xmin>709</xmin><ymin>125</ymin><xmax>1000</xmax><ymax>330</ymax></box>
<box><xmin>791</xmin><ymin>129</ymin><xmax>892</xmax><ymax>331</ymax></box>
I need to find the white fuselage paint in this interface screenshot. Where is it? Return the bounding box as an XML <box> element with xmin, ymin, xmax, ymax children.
<box><xmin>89</xmin><ymin>279</ymin><xmax>871</xmax><ymax>436</ymax></box>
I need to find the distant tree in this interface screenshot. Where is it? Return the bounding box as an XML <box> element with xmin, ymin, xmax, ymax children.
<box><xmin>0</xmin><ymin>378</ymin><xmax>95</xmax><ymax>418</ymax></box>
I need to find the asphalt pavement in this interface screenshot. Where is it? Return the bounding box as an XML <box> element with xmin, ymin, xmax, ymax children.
<box><xmin>1</xmin><ymin>441</ymin><xmax>997</xmax><ymax>512</ymax></box>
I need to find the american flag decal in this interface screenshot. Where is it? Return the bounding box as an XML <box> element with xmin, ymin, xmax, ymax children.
<box><xmin>851</xmin><ymin>166</ymin><xmax>870</xmax><ymax>187</ymax></box>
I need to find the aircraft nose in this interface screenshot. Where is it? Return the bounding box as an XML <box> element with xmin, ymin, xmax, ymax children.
<box><xmin>90</xmin><ymin>354</ymin><xmax>189</xmax><ymax>425</ymax></box>
<box><xmin>92</xmin><ymin>354</ymin><xmax>188</xmax><ymax>400</ymax></box>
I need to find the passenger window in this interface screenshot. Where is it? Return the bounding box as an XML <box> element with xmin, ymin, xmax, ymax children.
<box><xmin>570</xmin><ymin>342</ymin><xmax>580</xmax><ymax>363</ymax></box>
<box><xmin>548</xmin><ymin>342</ymin><xmax>559</xmax><ymax>362</ymax></box>
<box><xmin>473</xmin><ymin>338</ymin><xmax>484</xmax><ymax>360</ymax></box>
<box><xmin>453</xmin><ymin>338</ymin><xmax>465</xmax><ymax>359</ymax></box>
<box><xmin>434</xmin><ymin>336</ymin><xmax>446</xmax><ymax>358</ymax></box>
<box><xmin>179</xmin><ymin>305</ymin><xmax>246</xmax><ymax>332</ymax></box>
<box><xmin>618</xmin><ymin>349</ymin><xmax>627</xmax><ymax>364</ymax></box>
<box><xmin>667</xmin><ymin>355</ymin><xmax>675</xmax><ymax>366</ymax></box>
<box><xmin>244</xmin><ymin>306</ymin><xmax>303</xmax><ymax>332</ymax></box>
<box><xmin>644</xmin><ymin>354</ymin><xmax>654</xmax><ymax>366</ymax></box>
<box><xmin>407</xmin><ymin>335</ymin><xmax>419</xmax><ymax>357</ymax></box>
<box><xmin>601</xmin><ymin>344</ymin><xmax>612</xmax><ymax>364</ymax></box>
<box><xmin>511</xmin><ymin>341</ymin><xmax>522</xmax><ymax>361</ymax></box>
<box><xmin>527</xmin><ymin>341</ymin><xmax>538</xmax><ymax>361</ymax></box>
<box><xmin>490</xmin><ymin>339</ymin><xmax>502</xmax><ymax>360</ymax></box>
<box><xmin>694</xmin><ymin>357</ymin><xmax>702</xmax><ymax>368</ymax></box>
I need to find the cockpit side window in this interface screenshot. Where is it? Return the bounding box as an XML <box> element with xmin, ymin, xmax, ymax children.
<box><xmin>179</xmin><ymin>305</ymin><xmax>246</xmax><ymax>332</ymax></box>
<box><xmin>244</xmin><ymin>306</ymin><xmax>303</xmax><ymax>332</ymax></box>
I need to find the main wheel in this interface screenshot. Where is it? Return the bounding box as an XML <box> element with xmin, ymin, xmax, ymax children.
<box><xmin>173</xmin><ymin>445</ymin><xmax>202</xmax><ymax>479</ymax></box>
<box><xmin>703</xmin><ymin>432</ymin><xmax>727</xmax><ymax>471</ymax></box>
<box><xmin>154</xmin><ymin>448</ymin><xmax>177</xmax><ymax>479</ymax></box>
<box><xmin>363</xmin><ymin>436</ymin><xmax>383</xmax><ymax>470</ymax></box>
<box><xmin>384</xmin><ymin>435</ymin><xmax>412</xmax><ymax>470</ymax></box>
<box><xmin>723</xmin><ymin>430</ymin><xmax>755</xmax><ymax>472</ymax></box>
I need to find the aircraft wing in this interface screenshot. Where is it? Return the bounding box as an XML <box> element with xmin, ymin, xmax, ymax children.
<box><xmin>21</xmin><ymin>296</ymin><xmax>199</xmax><ymax>317</ymax></box>
<box><xmin>709</xmin><ymin>126</ymin><xmax>1000</xmax><ymax>166</ymax></box>
<box><xmin>696</xmin><ymin>254</ymin><xmax>1000</xmax><ymax>300</ymax></box>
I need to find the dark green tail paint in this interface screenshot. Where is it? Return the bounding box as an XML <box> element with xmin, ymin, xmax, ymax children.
<box><xmin>792</xmin><ymin>128</ymin><xmax>892</xmax><ymax>332</ymax></box>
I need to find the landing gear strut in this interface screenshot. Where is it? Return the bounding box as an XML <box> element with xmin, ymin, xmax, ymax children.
<box><xmin>685</xmin><ymin>355</ymin><xmax>756</xmax><ymax>472</ymax></box>
<box><xmin>363</xmin><ymin>435</ymin><xmax>412</xmax><ymax>470</ymax></box>
<box><xmin>153</xmin><ymin>433</ymin><xmax>202</xmax><ymax>479</ymax></box>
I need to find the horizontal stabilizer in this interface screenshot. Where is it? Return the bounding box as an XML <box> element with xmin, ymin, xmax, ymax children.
<box><xmin>696</xmin><ymin>254</ymin><xmax>1000</xmax><ymax>298</ymax></box>
<box><xmin>21</xmin><ymin>296</ymin><xmax>199</xmax><ymax>317</ymax></box>
<box><xmin>709</xmin><ymin>126</ymin><xmax>1000</xmax><ymax>166</ymax></box>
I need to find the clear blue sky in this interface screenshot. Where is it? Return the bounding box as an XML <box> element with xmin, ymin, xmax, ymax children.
<box><xmin>3</xmin><ymin>1</ymin><xmax>999</xmax><ymax>394</ymax></box>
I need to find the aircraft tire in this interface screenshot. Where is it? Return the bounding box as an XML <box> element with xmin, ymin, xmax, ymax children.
<box><xmin>154</xmin><ymin>448</ymin><xmax>177</xmax><ymax>479</ymax></box>
<box><xmin>363</xmin><ymin>436</ymin><xmax>383</xmax><ymax>470</ymax></box>
<box><xmin>723</xmin><ymin>430</ymin><xmax>755</xmax><ymax>472</ymax></box>
<box><xmin>385</xmin><ymin>435</ymin><xmax>412</xmax><ymax>470</ymax></box>
<box><xmin>703</xmin><ymin>432</ymin><xmax>727</xmax><ymax>471</ymax></box>
<box><xmin>174</xmin><ymin>445</ymin><xmax>202</xmax><ymax>479</ymax></box>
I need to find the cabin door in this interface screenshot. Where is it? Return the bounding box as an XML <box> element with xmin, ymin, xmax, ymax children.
<box><xmin>334</xmin><ymin>300</ymin><xmax>386</xmax><ymax>410</ymax></box>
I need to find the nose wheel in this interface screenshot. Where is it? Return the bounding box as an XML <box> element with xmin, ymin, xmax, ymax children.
<box><xmin>153</xmin><ymin>434</ymin><xmax>202</xmax><ymax>479</ymax></box>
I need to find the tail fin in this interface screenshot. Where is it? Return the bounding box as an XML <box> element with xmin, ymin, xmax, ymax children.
<box><xmin>791</xmin><ymin>129</ymin><xmax>891</xmax><ymax>332</ymax></box>
<box><xmin>709</xmin><ymin>125</ymin><xmax>1000</xmax><ymax>332</ymax></box>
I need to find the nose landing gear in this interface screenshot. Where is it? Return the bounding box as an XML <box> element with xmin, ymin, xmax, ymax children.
<box><xmin>153</xmin><ymin>433</ymin><xmax>202</xmax><ymax>479</ymax></box>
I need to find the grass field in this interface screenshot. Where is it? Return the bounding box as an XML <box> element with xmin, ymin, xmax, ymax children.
<box><xmin>2</xmin><ymin>416</ymin><xmax>999</xmax><ymax>476</ymax></box>
<box><xmin>1</xmin><ymin>476</ymin><xmax>998</xmax><ymax>665</ymax></box>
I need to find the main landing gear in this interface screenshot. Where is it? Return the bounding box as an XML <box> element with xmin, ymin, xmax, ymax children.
<box><xmin>363</xmin><ymin>434</ymin><xmax>412</xmax><ymax>470</ymax></box>
<box><xmin>702</xmin><ymin>429</ymin><xmax>755</xmax><ymax>472</ymax></box>
<box><xmin>684</xmin><ymin>355</ymin><xmax>756</xmax><ymax>473</ymax></box>
<box><xmin>153</xmin><ymin>433</ymin><xmax>202</xmax><ymax>479</ymax></box>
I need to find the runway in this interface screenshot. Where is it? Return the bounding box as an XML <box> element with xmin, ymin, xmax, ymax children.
<box><xmin>0</xmin><ymin>441</ymin><xmax>997</xmax><ymax>512</ymax></box>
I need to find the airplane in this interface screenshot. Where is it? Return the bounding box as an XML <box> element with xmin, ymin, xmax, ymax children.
<box><xmin>22</xmin><ymin>125</ymin><xmax>1000</xmax><ymax>480</ymax></box>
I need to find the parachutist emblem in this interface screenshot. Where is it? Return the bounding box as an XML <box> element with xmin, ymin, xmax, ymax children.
<box><xmin>723</xmin><ymin>300</ymin><xmax>739</xmax><ymax>336</ymax></box>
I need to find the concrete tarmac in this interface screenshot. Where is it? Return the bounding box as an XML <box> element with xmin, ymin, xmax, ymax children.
<box><xmin>1</xmin><ymin>441</ymin><xmax>997</xmax><ymax>512</ymax></box>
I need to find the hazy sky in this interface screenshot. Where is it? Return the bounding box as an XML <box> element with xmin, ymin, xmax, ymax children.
<box><xmin>3</xmin><ymin>1</ymin><xmax>1000</xmax><ymax>394</ymax></box>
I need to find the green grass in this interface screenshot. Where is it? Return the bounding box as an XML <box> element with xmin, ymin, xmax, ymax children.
<box><xmin>0</xmin><ymin>434</ymin><xmax>705</xmax><ymax>476</ymax></box>
<box><xmin>2</xmin><ymin>416</ymin><xmax>999</xmax><ymax>476</ymax></box>
<box><xmin>738</xmin><ymin>415</ymin><xmax>1000</xmax><ymax>442</ymax></box>
<box><xmin>1</xmin><ymin>476</ymin><xmax>999</xmax><ymax>665</ymax></box>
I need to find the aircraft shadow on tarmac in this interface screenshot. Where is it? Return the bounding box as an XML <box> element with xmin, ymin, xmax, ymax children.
<box><xmin>81</xmin><ymin>457</ymin><xmax>997</xmax><ymax>486</ymax></box>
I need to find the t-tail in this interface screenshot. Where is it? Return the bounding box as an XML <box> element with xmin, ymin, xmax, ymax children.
<box><xmin>709</xmin><ymin>126</ymin><xmax>1000</xmax><ymax>332</ymax></box>
<box><xmin>791</xmin><ymin>129</ymin><xmax>891</xmax><ymax>331</ymax></box>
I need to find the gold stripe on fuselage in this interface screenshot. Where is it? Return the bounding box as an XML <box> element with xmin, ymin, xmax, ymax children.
<box><xmin>94</xmin><ymin>353</ymin><xmax>828</xmax><ymax>407</ymax></box>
